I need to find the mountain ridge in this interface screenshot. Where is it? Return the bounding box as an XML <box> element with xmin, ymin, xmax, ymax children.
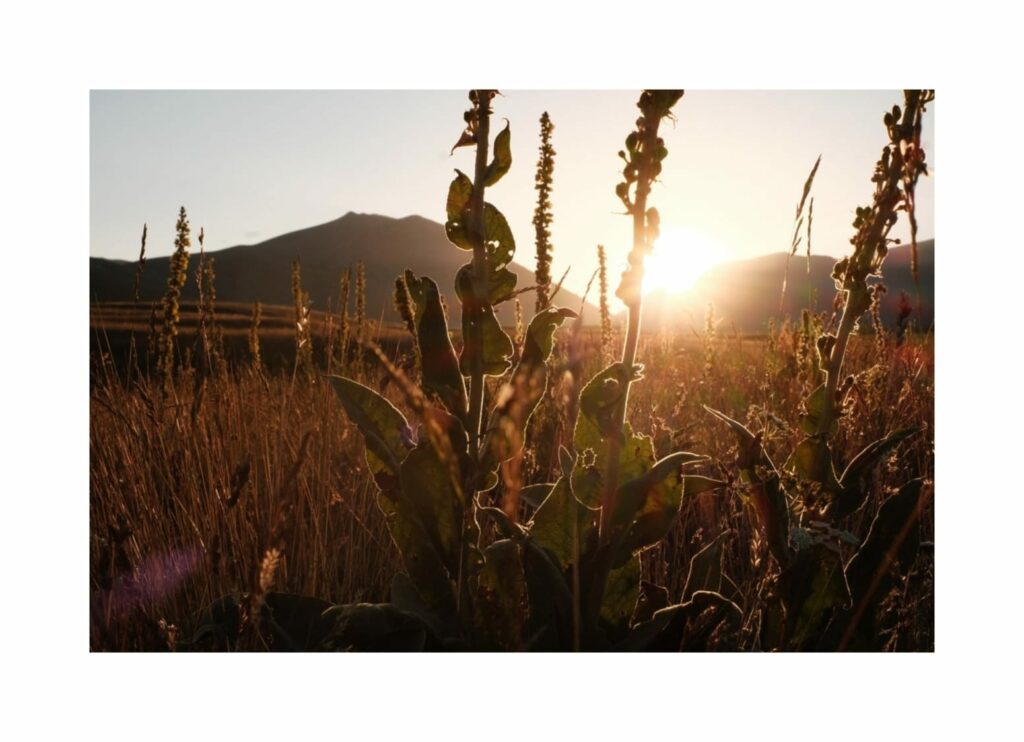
<box><xmin>90</xmin><ymin>212</ymin><xmax>933</xmax><ymax>331</ymax></box>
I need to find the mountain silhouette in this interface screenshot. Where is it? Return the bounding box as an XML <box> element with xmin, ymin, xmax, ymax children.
<box><xmin>638</xmin><ymin>239</ymin><xmax>933</xmax><ymax>332</ymax></box>
<box><xmin>91</xmin><ymin>213</ymin><xmax>932</xmax><ymax>333</ymax></box>
<box><xmin>89</xmin><ymin>212</ymin><xmax>594</xmax><ymax>325</ymax></box>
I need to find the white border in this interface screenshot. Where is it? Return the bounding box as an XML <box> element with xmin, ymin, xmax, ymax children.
<box><xmin>3</xmin><ymin>0</ymin><xmax>1021</xmax><ymax>738</ymax></box>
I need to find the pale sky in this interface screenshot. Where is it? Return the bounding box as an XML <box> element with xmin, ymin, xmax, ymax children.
<box><xmin>91</xmin><ymin>90</ymin><xmax>934</xmax><ymax>303</ymax></box>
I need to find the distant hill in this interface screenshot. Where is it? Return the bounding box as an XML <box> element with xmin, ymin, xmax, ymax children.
<box><xmin>89</xmin><ymin>212</ymin><xmax>593</xmax><ymax>325</ymax></box>
<box><xmin>91</xmin><ymin>214</ymin><xmax>932</xmax><ymax>333</ymax></box>
<box><xmin>639</xmin><ymin>239</ymin><xmax>934</xmax><ymax>333</ymax></box>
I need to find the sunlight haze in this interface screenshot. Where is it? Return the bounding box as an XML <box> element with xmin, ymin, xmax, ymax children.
<box><xmin>91</xmin><ymin>90</ymin><xmax>934</xmax><ymax>307</ymax></box>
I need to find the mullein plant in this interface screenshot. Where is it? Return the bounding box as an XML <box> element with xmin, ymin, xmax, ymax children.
<box><xmin>533</xmin><ymin>112</ymin><xmax>555</xmax><ymax>313</ymax></box>
<box><xmin>705</xmin><ymin>90</ymin><xmax>934</xmax><ymax>651</ymax></box>
<box><xmin>291</xmin><ymin>89</ymin><xmax>743</xmax><ymax>652</ymax></box>
<box><xmin>159</xmin><ymin>207</ymin><xmax>191</xmax><ymax>393</ymax></box>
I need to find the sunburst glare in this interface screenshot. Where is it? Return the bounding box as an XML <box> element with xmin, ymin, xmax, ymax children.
<box><xmin>643</xmin><ymin>226</ymin><xmax>729</xmax><ymax>294</ymax></box>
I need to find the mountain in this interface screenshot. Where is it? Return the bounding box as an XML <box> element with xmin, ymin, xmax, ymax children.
<box><xmin>638</xmin><ymin>239</ymin><xmax>934</xmax><ymax>333</ymax></box>
<box><xmin>89</xmin><ymin>212</ymin><xmax>593</xmax><ymax>325</ymax></box>
<box><xmin>91</xmin><ymin>213</ymin><xmax>933</xmax><ymax>333</ymax></box>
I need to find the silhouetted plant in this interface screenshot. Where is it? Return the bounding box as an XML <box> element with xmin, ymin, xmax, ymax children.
<box><xmin>305</xmin><ymin>89</ymin><xmax>747</xmax><ymax>651</ymax></box>
<box><xmin>597</xmin><ymin>244</ymin><xmax>613</xmax><ymax>366</ymax></box>
<box><xmin>158</xmin><ymin>207</ymin><xmax>191</xmax><ymax>390</ymax></box>
<box><xmin>337</xmin><ymin>267</ymin><xmax>351</xmax><ymax>374</ymax></box>
<box><xmin>705</xmin><ymin>90</ymin><xmax>934</xmax><ymax>651</ymax></box>
<box><xmin>291</xmin><ymin>258</ymin><xmax>315</xmax><ymax>383</ymax></box>
<box><xmin>533</xmin><ymin>112</ymin><xmax>555</xmax><ymax>312</ymax></box>
<box><xmin>248</xmin><ymin>301</ymin><xmax>263</xmax><ymax>372</ymax></box>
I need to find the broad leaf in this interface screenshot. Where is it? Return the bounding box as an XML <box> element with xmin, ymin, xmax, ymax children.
<box><xmin>522</xmin><ymin>539</ymin><xmax>577</xmax><ymax>651</ymax></box>
<box><xmin>785</xmin><ymin>436</ymin><xmax>840</xmax><ymax>492</ymax></box>
<box><xmin>529</xmin><ymin>477</ymin><xmax>596</xmax><ymax>569</ymax></box>
<box><xmin>600</xmin><ymin>554</ymin><xmax>640</xmax><ymax>635</ymax></box>
<box><xmin>683</xmin><ymin>532</ymin><xmax>727</xmax><ymax>601</ymax></box>
<box><xmin>484</xmin><ymin>121</ymin><xmax>512</xmax><ymax>186</ymax></box>
<box><xmin>328</xmin><ymin>376</ymin><xmax>411</xmax><ymax>489</ymax></box>
<box><xmin>778</xmin><ymin>543</ymin><xmax>851</xmax><ymax>648</ymax></box>
<box><xmin>399</xmin><ymin>444</ymin><xmax>463</xmax><ymax>575</ymax></box>
<box><xmin>615</xmin><ymin>451</ymin><xmax>706</xmax><ymax>559</ymax></box>
<box><xmin>404</xmin><ymin>272</ymin><xmax>467</xmax><ymax>417</ymax></box>
<box><xmin>485</xmin><ymin>307</ymin><xmax>577</xmax><ymax>468</ymax></box>
<box><xmin>834</xmin><ymin>428</ymin><xmax>919</xmax><ymax>518</ymax></box>
<box><xmin>377</xmin><ymin>496</ymin><xmax>457</xmax><ymax>620</ymax></box>
<box><xmin>460</xmin><ymin>304</ymin><xmax>513</xmax><ymax>377</ymax></box>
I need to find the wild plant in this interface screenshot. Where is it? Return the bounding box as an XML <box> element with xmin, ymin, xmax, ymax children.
<box><xmin>337</xmin><ymin>267</ymin><xmax>352</xmax><ymax>373</ymax></box>
<box><xmin>597</xmin><ymin>244</ymin><xmax>613</xmax><ymax>366</ymax></box>
<box><xmin>353</xmin><ymin>260</ymin><xmax>367</xmax><ymax>379</ymax></box>
<box><xmin>158</xmin><ymin>207</ymin><xmax>191</xmax><ymax>391</ymax></box>
<box><xmin>248</xmin><ymin>301</ymin><xmax>263</xmax><ymax>372</ymax></box>
<box><xmin>127</xmin><ymin>223</ymin><xmax>148</xmax><ymax>379</ymax></box>
<box><xmin>533</xmin><ymin>111</ymin><xmax>555</xmax><ymax>312</ymax></box>
<box><xmin>291</xmin><ymin>258</ymin><xmax>315</xmax><ymax>382</ymax></box>
<box><xmin>284</xmin><ymin>88</ymin><xmax>745</xmax><ymax>651</ymax></box>
<box><xmin>705</xmin><ymin>90</ymin><xmax>934</xmax><ymax>650</ymax></box>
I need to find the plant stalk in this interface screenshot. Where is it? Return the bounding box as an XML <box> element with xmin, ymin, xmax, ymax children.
<box><xmin>467</xmin><ymin>93</ymin><xmax>492</xmax><ymax>458</ymax></box>
<box><xmin>598</xmin><ymin>113</ymin><xmax>660</xmax><ymax>543</ymax></box>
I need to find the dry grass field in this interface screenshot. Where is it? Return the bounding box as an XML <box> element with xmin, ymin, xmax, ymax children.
<box><xmin>90</xmin><ymin>307</ymin><xmax>933</xmax><ymax>650</ymax></box>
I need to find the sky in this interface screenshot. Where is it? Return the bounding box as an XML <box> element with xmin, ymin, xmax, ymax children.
<box><xmin>91</xmin><ymin>90</ymin><xmax>934</xmax><ymax>303</ymax></box>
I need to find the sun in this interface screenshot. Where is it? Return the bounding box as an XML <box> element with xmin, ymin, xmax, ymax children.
<box><xmin>643</xmin><ymin>226</ymin><xmax>729</xmax><ymax>295</ymax></box>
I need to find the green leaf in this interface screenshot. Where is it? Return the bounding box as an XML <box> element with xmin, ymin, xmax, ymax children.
<box><xmin>529</xmin><ymin>477</ymin><xmax>596</xmax><ymax>569</ymax></box>
<box><xmin>460</xmin><ymin>304</ymin><xmax>513</xmax><ymax>377</ymax></box>
<box><xmin>377</xmin><ymin>495</ymin><xmax>457</xmax><ymax>620</ymax></box>
<box><xmin>613</xmin><ymin>451</ymin><xmax>705</xmax><ymax>541</ymax></box>
<box><xmin>404</xmin><ymin>272</ymin><xmax>467</xmax><ymax>417</ymax></box>
<box><xmin>456</xmin><ymin>262</ymin><xmax>518</xmax><ymax>306</ymax></box>
<box><xmin>444</xmin><ymin>170</ymin><xmax>473</xmax><ymax>248</ymax></box>
<box><xmin>746</xmin><ymin>474</ymin><xmax>793</xmax><ymax>568</ymax></box>
<box><xmin>576</xmin><ymin>363</ymin><xmax>642</xmax><ymax>452</ymax></box>
<box><xmin>484</xmin><ymin>307</ymin><xmax>577</xmax><ymax>468</ymax></box>
<box><xmin>327</xmin><ymin>376</ymin><xmax>411</xmax><ymax>489</ymax></box>
<box><xmin>447</xmin><ymin>201</ymin><xmax>516</xmax><ymax>266</ymax></box>
<box><xmin>834</xmin><ymin>428</ymin><xmax>919</xmax><ymax>518</ymax></box>
<box><xmin>785</xmin><ymin>436</ymin><xmax>840</xmax><ymax>490</ymax></box>
<box><xmin>485</xmin><ymin>121</ymin><xmax>512</xmax><ymax>186</ymax></box>
<box><xmin>778</xmin><ymin>543</ymin><xmax>851</xmax><ymax>647</ymax></box>
<box><xmin>571</xmin><ymin>363</ymin><xmax>648</xmax><ymax>509</ymax></box>
<box><xmin>600</xmin><ymin>555</ymin><xmax>640</xmax><ymax>634</ymax></box>
<box><xmin>389</xmin><ymin>572</ymin><xmax>449</xmax><ymax>640</ymax></box>
<box><xmin>399</xmin><ymin>444</ymin><xmax>463</xmax><ymax>576</ymax></box>
<box><xmin>522</xmin><ymin>539</ymin><xmax>578</xmax><ymax>650</ymax></box>
<box><xmin>798</xmin><ymin>384</ymin><xmax>837</xmax><ymax>435</ymax></box>
<box><xmin>682</xmin><ymin>533</ymin><xmax>726</xmax><ymax>602</ymax></box>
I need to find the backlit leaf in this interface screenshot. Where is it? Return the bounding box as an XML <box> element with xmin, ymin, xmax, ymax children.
<box><xmin>328</xmin><ymin>376</ymin><xmax>411</xmax><ymax>489</ymax></box>
<box><xmin>485</xmin><ymin>121</ymin><xmax>512</xmax><ymax>186</ymax></box>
